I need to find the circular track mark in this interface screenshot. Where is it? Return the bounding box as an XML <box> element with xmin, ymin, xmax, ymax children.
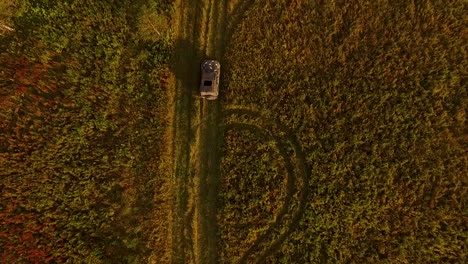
<box><xmin>221</xmin><ymin>108</ymin><xmax>310</xmax><ymax>263</ymax></box>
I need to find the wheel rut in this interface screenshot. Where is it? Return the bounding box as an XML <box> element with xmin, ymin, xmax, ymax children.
<box><xmin>172</xmin><ymin>1</ymin><xmax>310</xmax><ymax>263</ymax></box>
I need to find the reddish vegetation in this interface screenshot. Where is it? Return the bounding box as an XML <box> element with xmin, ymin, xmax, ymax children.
<box><xmin>0</xmin><ymin>203</ymin><xmax>56</xmax><ymax>263</ymax></box>
<box><xmin>0</xmin><ymin>55</ymin><xmax>62</xmax><ymax>110</ymax></box>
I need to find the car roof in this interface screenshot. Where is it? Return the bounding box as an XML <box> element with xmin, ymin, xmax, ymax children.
<box><xmin>202</xmin><ymin>71</ymin><xmax>216</xmax><ymax>80</ymax></box>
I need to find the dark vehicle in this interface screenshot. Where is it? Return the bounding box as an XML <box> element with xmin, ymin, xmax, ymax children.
<box><xmin>200</xmin><ymin>60</ymin><xmax>220</xmax><ymax>100</ymax></box>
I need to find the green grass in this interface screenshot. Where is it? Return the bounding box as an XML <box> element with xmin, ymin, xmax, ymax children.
<box><xmin>0</xmin><ymin>0</ymin><xmax>173</xmax><ymax>262</ymax></box>
<box><xmin>219</xmin><ymin>0</ymin><xmax>467</xmax><ymax>263</ymax></box>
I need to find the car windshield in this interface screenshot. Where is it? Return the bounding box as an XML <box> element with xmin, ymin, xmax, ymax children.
<box><xmin>204</xmin><ymin>80</ymin><xmax>212</xmax><ymax>86</ymax></box>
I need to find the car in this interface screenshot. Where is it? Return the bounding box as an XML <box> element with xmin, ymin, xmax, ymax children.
<box><xmin>200</xmin><ymin>60</ymin><xmax>220</xmax><ymax>100</ymax></box>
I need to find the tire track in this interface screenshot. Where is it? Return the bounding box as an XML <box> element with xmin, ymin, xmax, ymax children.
<box><xmin>222</xmin><ymin>121</ymin><xmax>296</xmax><ymax>232</ymax></box>
<box><xmin>193</xmin><ymin>0</ymin><xmax>228</xmax><ymax>263</ymax></box>
<box><xmin>225</xmin><ymin>0</ymin><xmax>258</xmax><ymax>44</ymax></box>
<box><xmin>171</xmin><ymin>0</ymin><xmax>192</xmax><ymax>262</ymax></box>
<box><xmin>255</xmin><ymin>128</ymin><xmax>310</xmax><ymax>263</ymax></box>
<box><xmin>171</xmin><ymin>0</ymin><xmax>212</xmax><ymax>263</ymax></box>
<box><xmin>217</xmin><ymin>0</ymin><xmax>229</xmax><ymax>57</ymax></box>
<box><xmin>201</xmin><ymin>0</ymin><xmax>213</xmax><ymax>56</ymax></box>
<box><xmin>222</xmin><ymin>108</ymin><xmax>310</xmax><ymax>264</ymax></box>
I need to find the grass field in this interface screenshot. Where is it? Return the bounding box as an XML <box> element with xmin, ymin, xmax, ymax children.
<box><xmin>0</xmin><ymin>0</ymin><xmax>173</xmax><ymax>262</ymax></box>
<box><xmin>219</xmin><ymin>0</ymin><xmax>467</xmax><ymax>263</ymax></box>
<box><xmin>1</xmin><ymin>0</ymin><xmax>466</xmax><ymax>263</ymax></box>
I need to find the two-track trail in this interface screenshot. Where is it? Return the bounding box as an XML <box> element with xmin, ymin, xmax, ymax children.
<box><xmin>170</xmin><ymin>0</ymin><xmax>227</xmax><ymax>263</ymax></box>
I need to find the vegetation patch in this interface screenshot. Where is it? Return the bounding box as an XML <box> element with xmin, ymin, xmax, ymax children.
<box><xmin>0</xmin><ymin>0</ymin><xmax>23</xmax><ymax>35</ymax></box>
<box><xmin>218</xmin><ymin>122</ymin><xmax>288</xmax><ymax>262</ymax></box>
<box><xmin>0</xmin><ymin>0</ymin><xmax>173</xmax><ymax>262</ymax></box>
<box><xmin>219</xmin><ymin>109</ymin><xmax>310</xmax><ymax>264</ymax></box>
<box><xmin>222</xmin><ymin>0</ymin><xmax>467</xmax><ymax>263</ymax></box>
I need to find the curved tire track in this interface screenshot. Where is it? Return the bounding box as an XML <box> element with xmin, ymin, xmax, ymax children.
<box><xmin>225</xmin><ymin>0</ymin><xmax>258</xmax><ymax>44</ymax></box>
<box><xmin>221</xmin><ymin>108</ymin><xmax>310</xmax><ymax>263</ymax></box>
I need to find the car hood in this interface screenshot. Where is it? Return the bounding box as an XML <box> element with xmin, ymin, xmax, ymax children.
<box><xmin>202</xmin><ymin>61</ymin><xmax>219</xmax><ymax>72</ymax></box>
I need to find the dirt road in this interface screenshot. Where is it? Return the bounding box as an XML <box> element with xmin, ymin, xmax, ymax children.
<box><xmin>170</xmin><ymin>0</ymin><xmax>228</xmax><ymax>263</ymax></box>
